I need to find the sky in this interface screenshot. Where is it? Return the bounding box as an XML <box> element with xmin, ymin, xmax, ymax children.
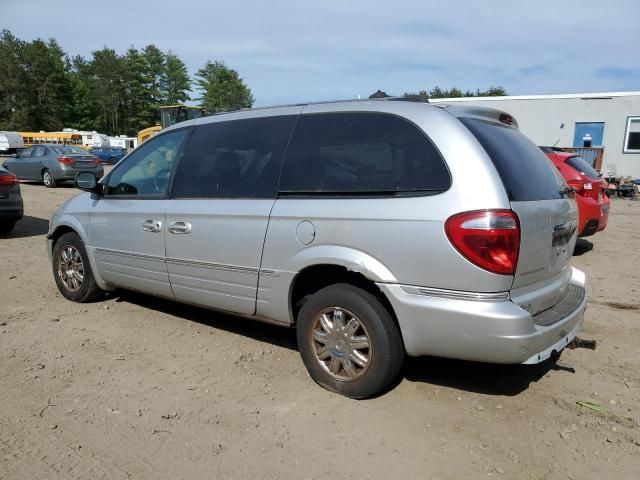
<box><xmin>2</xmin><ymin>0</ymin><xmax>639</xmax><ymax>107</ymax></box>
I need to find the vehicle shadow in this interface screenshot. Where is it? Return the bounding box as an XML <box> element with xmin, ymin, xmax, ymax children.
<box><xmin>19</xmin><ymin>181</ymin><xmax>77</xmax><ymax>189</ymax></box>
<box><xmin>401</xmin><ymin>355</ymin><xmax>572</xmax><ymax>396</ymax></box>
<box><xmin>1</xmin><ymin>215</ymin><xmax>49</xmax><ymax>238</ymax></box>
<box><xmin>112</xmin><ymin>290</ymin><xmax>574</xmax><ymax>396</ymax></box>
<box><xmin>573</xmin><ymin>238</ymin><xmax>594</xmax><ymax>256</ymax></box>
<box><xmin>113</xmin><ymin>290</ymin><xmax>298</xmax><ymax>352</ymax></box>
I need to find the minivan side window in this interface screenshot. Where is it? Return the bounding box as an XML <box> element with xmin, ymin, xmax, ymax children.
<box><xmin>104</xmin><ymin>129</ymin><xmax>188</xmax><ymax>197</ymax></box>
<box><xmin>279</xmin><ymin>112</ymin><xmax>450</xmax><ymax>195</ymax></box>
<box><xmin>171</xmin><ymin>115</ymin><xmax>298</xmax><ymax>199</ymax></box>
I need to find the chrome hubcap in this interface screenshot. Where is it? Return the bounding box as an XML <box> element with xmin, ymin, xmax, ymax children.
<box><xmin>309</xmin><ymin>307</ymin><xmax>371</xmax><ymax>381</ymax></box>
<box><xmin>57</xmin><ymin>245</ymin><xmax>84</xmax><ymax>292</ymax></box>
<box><xmin>43</xmin><ymin>172</ymin><xmax>52</xmax><ymax>184</ymax></box>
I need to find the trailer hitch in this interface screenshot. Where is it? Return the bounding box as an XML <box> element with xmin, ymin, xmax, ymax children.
<box><xmin>567</xmin><ymin>337</ymin><xmax>597</xmax><ymax>350</ymax></box>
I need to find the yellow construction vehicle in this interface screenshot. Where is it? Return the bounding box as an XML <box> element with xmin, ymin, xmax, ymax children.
<box><xmin>137</xmin><ymin>105</ymin><xmax>205</xmax><ymax>145</ymax></box>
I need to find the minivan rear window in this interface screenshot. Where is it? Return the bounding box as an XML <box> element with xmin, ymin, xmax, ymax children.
<box><xmin>565</xmin><ymin>155</ymin><xmax>600</xmax><ymax>179</ymax></box>
<box><xmin>461</xmin><ymin>117</ymin><xmax>565</xmax><ymax>201</ymax></box>
<box><xmin>279</xmin><ymin>112</ymin><xmax>450</xmax><ymax>195</ymax></box>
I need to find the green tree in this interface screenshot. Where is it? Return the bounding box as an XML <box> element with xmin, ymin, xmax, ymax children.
<box><xmin>141</xmin><ymin>44</ymin><xmax>165</xmax><ymax>123</ymax></box>
<box><xmin>404</xmin><ymin>85</ymin><xmax>508</xmax><ymax>100</ymax></box>
<box><xmin>195</xmin><ymin>61</ymin><xmax>254</xmax><ymax>114</ymax></box>
<box><xmin>86</xmin><ymin>47</ymin><xmax>125</xmax><ymax>134</ymax></box>
<box><xmin>162</xmin><ymin>51</ymin><xmax>190</xmax><ymax>104</ymax></box>
<box><xmin>66</xmin><ymin>55</ymin><xmax>101</xmax><ymax>131</ymax></box>
<box><xmin>0</xmin><ymin>30</ymin><xmax>25</xmax><ymax>130</ymax></box>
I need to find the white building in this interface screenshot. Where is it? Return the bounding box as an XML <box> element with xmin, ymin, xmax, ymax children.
<box><xmin>431</xmin><ymin>92</ymin><xmax>640</xmax><ymax>178</ymax></box>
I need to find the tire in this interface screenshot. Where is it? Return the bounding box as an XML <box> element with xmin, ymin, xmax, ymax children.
<box><xmin>52</xmin><ymin>232</ymin><xmax>102</xmax><ymax>302</ymax></box>
<box><xmin>296</xmin><ymin>284</ymin><xmax>404</xmax><ymax>399</ymax></box>
<box><xmin>0</xmin><ymin>221</ymin><xmax>16</xmax><ymax>235</ymax></box>
<box><xmin>42</xmin><ymin>169</ymin><xmax>56</xmax><ymax>188</ymax></box>
<box><xmin>108</xmin><ymin>157</ymin><xmax>117</xmax><ymax>165</ymax></box>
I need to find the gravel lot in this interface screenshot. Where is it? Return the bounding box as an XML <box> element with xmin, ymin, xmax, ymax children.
<box><xmin>1</xmin><ymin>179</ymin><xmax>639</xmax><ymax>479</ymax></box>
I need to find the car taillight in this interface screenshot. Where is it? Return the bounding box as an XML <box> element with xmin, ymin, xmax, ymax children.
<box><xmin>445</xmin><ymin>210</ymin><xmax>520</xmax><ymax>275</ymax></box>
<box><xmin>57</xmin><ymin>156</ymin><xmax>75</xmax><ymax>165</ymax></box>
<box><xmin>568</xmin><ymin>180</ymin><xmax>589</xmax><ymax>196</ymax></box>
<box><xmin>91</xmin><ymin>157</ymin><xmax>101</xmax><ymax>165</ymax></box>
<box><xmin>0</xmin><ymin>173</ymin><xmax>19</xmax><ymax>186</ymax></box>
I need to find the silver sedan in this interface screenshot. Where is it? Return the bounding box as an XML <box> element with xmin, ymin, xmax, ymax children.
<box><xmin>3</xmin><ymin>144</ymin><xmax>104</xmax><ymax>188</ymax></box>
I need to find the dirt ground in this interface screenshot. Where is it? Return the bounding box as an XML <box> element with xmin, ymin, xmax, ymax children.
<box><xmin>1</xmin><ymin>178</ymin><xmax>639</xmax><ymax>480</ymax></box>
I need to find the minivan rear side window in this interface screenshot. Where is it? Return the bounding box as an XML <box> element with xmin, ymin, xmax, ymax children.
<box><xmin>279</xmin><ymin>112</ymin><xmax>450</xmax><ymax>195</ymax></box>
<box><xmin>461</xmin><ymin>117</ymin><xmax>565</xmax><ymax>201</ymax></box>
<box><xmin>172</xmin><ymin>115</ymin><xmax>297</xmax><ymax>199</ymax></box>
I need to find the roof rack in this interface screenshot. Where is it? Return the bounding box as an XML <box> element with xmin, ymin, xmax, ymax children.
<box><xmin>213</xmin><ymin>96</ymin><xmax>429</xmax><ymax>116</ymax></box>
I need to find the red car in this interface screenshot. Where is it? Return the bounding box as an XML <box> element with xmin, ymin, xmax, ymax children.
<box><xmin>542</xmin><ymin>149</ymin><xmax>609</xmax><ymax>237</ymax></box>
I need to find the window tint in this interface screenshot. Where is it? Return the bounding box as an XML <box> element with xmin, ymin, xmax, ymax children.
<box><xmin>172</xmin><ymin>115</ymin><xmax>297</xmax><ymax>199</ymax></box>
<box><xmin>52</xmin><ymin>146</ymin><xmax>90</xmax><ymax>155</ymax></box>
<box><xmin>19</xmin><ymin>147</ymin><xmax>33</xmax><ymax>158</ymax></box>
<box><xmin>105</xmin><ymin>129</ymin><xmax>187</xmax><ymax>197</ymax></box>
<box><xmin>33</xmin><ymin>146</ymin><xmax>46</xmax><ymax>157</ymax></box>
<box><xmin>461</xmin><ymin>117</ymin><xmax>565</xmax><ymax>201</ymax></box>
<box><xmin>279</xmin><ymin>112</ymin><xmax>450</xmax><ymax>195</ymax></box>
<box><xmin>565</xmin><ymin>155</ymin><xmax>600</xmax><ymax>179</ymax></box>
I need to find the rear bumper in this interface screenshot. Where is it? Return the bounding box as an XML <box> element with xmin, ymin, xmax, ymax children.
<box><xmin>58</xmin><ymin>166</ymin><xmax>104</xmax><ymax>181</ymax></box>
<box><xmin>576</xmin><ymin>195</ymin><xmax>607</xmax><ymax>236</ymax></box>
<box><xmin>0</xmin><ymin>194</ymin><xmax>24</xmax><ymax>221</ymax></box>
<box><xmin>378</xmin><ymin>267</ymin><xmax>586</xmax><ymax>364</ymax></box>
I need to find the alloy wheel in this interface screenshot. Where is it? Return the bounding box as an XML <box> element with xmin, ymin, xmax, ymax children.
<box><xmin>309</xmin><ymin>307</ymin><xmax>372</xmax><ymax>381</ymax></box>
<box><xmin>56</xmin><ymin>245</ymin><xmax>84</xmax><ymax>292</ymax></box>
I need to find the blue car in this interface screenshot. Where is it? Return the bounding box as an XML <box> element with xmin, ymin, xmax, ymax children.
<box><xmin>90</xmin><ymin>147</ymin><xmax>127</xmax><ymax>165</ymax></box>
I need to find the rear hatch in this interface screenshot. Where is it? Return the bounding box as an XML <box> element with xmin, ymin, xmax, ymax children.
<box><xmin>563</xmin><ymin>154</ymin><xmax>607</xmax><ymax>205</ymax></box>
<box><xmin>460</xmin><ymin>116</ymin><xmax>578</xmax><ymax>316</ymax></box>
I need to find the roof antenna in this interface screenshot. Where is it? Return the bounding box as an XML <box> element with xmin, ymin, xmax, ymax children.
<box><xmin>552</xmin><ymin>123</ymin><xmax>565</xmax><ymax>147</ymax></box>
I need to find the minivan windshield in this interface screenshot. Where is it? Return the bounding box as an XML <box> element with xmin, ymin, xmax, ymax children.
<box><xmin>461</xmin><ymin>118</ymin><xmax>565</xmax><ymax>201</ymax></box>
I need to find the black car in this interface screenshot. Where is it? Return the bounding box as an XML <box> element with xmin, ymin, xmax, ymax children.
<box><xmin>0</xmin><ymin>165</ymin><xmax>24</xmax><ymax>234</ymax></box>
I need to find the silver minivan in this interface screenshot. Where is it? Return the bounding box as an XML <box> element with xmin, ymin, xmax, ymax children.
<box><xmin>47</xmin><ymin>100</ymin><xmax>586</xmax><ymax>398</ymax></box>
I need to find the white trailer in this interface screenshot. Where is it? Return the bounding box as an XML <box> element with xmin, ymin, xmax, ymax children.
<box><xmin>108</xmin><ymin>135</ymin><xmax>138</xmax><ymax>150</ymax></box>
<box><xmin>0</xmin><ymin>131</ymin><xmax>24</xmax><ymax>154</ymax></box>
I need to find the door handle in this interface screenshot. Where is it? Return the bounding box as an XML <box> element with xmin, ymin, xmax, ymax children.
<box><xmin>168</xmin><ymin>221</ymin><xmax>192</xmax><ymax>234</ymax></box>
<box><xmin>141</xmin><ymin>219</ymin><xmax>162</xmax><ymax>233</ymax></box>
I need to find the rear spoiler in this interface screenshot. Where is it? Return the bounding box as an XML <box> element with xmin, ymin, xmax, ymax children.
<box><xmin>436</xmin><ymin>104</ymin><xmax>519</xmax><ymax>129</ymax></box>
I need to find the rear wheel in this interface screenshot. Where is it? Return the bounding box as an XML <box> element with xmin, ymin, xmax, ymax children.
<box><xmin>108</xmin><ymin>157</ymin><xmax>117</xmax><ymax>165</ymax></box>
<box><xmin>42</xmin><ymin>169</ymin><xmax>56</xmax><ymax>188</ymax></box>
<box><xmin>52</xmin><ymin>232</ymin><xmax>102</xmax><ymax>302</ymax></box>
<box><xmin>296</xmin><ymin>284</ymin><xmax>404</xmax><ymax>399</ymax></box>
<box><xmin>0</xmin><ymin>221</ymin><xmax>16</xmax><ymax>235</ymax></box>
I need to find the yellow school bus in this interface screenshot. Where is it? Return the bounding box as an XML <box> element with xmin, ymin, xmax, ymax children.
<box><xmin>19</xmin><ymin>132</ymin><xmax>83</xmax><ymax>147</ymax></box>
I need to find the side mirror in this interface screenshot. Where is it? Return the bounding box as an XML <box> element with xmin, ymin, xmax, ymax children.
<box><xmin>75</xmin><ymin>172</ymin><xmax>102</xmax><ymax>194</ymax></box>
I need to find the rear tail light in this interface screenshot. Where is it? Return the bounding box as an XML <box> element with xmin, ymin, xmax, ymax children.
<box><xmin>0</xmin><ymin>172</ymin><xmax>19</xmax><ymax>186</ymax></box>
<box><xmin>568</xmin><ymin>180</ymin><xmax>593</xmax><ymax>196</ymax></box>
<box><xmin>91</xmin><ymin>157</ymin><xmax>102</xmax><ymax>165</ymax></box>
<box><xmin>445</xmin><ymin>210</ymin><xmax>520</xmax><ymax>275</ymax></box>
<box><xmin>57</xmin><ymin>156</ymin><xmax>75</xmax><ymax>165</ymax></box>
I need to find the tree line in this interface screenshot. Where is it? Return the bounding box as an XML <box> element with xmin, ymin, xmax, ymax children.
<box><xmin>0</xmin><ymin>30</ymin><xmax>254</xmax><ymax>136</ymax></box>
<box><xmin>403</xmin><ymin>86</ymin><xmax>507</xmax><ymax>101</ymax></box>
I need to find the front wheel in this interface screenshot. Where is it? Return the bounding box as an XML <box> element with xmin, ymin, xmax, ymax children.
<box><xmin>296</xmin><ymin>284</ymin><xmax>404</xmax><ymax>399</ymax></box>
<box><xmin>108</xmin><ymin>157</ymin><xmax>117</xmax><ymax>165</ymax></box>
<box><xmin>42</xmin><ymin>169</ymin><xmax>56</xmax><ymax>188</ymax></box>
<box><xmin>52</xmin><ymin>232</ymin><xmax>103</xmax><ymax>302</ymax></box>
